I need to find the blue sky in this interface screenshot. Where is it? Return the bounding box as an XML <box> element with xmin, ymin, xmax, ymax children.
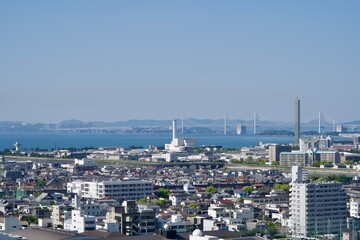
<box><xmin>1</xmin><ymin>1</ymin><xmax>359</xmax><ymax>123</ymax></box>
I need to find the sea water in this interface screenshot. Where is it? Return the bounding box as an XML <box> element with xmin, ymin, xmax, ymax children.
<box><xmin>0</xmin><ymin>132</ymin><xmax>294</xmax><ymax>150</ymax></box>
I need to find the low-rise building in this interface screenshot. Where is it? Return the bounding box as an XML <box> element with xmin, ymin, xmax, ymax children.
<box><xmin>0</xmin><ymin>216</ymin><xmax>21</xmax><ymax>233</ymax></box>
<box><xmin>313</xmin><ymin>150</ymin><xmax>340</xmax><ymax>164</ymax></box>
<box><xmin>67</xmin><ymin>179</ymin><xmax>153</xmax><ymax>201</ymax></box>
<box><xmin>64</xmin><ymin>209</ymin><xmax>96</xmax><ymax>233</ymax></box>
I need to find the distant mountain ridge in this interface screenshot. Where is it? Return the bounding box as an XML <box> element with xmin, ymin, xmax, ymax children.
<box><xmin>1</xmin><ymin>118</ymin><xmax>359</xmax><ymax>130</ymax></box>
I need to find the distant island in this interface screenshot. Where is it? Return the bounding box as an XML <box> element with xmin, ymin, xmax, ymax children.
<box><xmin>259</xmin><ymin>130</ymin><xmax>294</xmax><ymax>136</ymax></box>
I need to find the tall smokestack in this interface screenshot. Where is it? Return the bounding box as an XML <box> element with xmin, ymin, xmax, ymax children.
<box><xmin>294</xmin><ymin>96</ymin><xmax>300</xmax><ymax>145</ymax></box>
<box><xmin>172</xmin><ymin>120</ymin><xmax>177</xmax><ymax>140</ymax></box>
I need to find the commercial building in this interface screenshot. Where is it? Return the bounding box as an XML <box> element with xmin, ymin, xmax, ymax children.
<box><xmin>67</xmin><ymin>179</ymin><xmax>153</xmax><ymax>201</ymax></box>
<box><xmin>290</xmin><ymin>166</ymin><xmax>347</xmax><ymax>238</ymax></box>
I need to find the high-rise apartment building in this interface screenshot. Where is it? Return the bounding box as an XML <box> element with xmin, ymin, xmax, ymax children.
<box><xmin>290</xmin><ymin>166</ymin><xmax>347</xmax><ymax>238</ymax></box>
<box><xmin>280</xmin><ymin>152</ymin><xmax>308</xmax><ymax>167</ymax></box>
<box><xmin>269</xmin><ymin>144</ymin><xmax>292</xmax><ymax>162</ymax></box>
<box><xmin>294</xmin><ymin>97</ymin><xmax>300</xmax><ymax>145</ymax></box>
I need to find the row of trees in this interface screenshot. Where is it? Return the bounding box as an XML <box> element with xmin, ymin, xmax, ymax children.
<box><xmin>308</xmin><ymin>173</ymin><xmax>351</xmax><ymax>183</ymax></box>
<box><xmin>230</xmin><ymin>157</ymin><xmax>268</xmax><ymax>166</ymax></box>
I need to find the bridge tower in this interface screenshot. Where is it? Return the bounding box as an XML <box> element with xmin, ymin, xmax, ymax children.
<box><xmin>253</xmin><ymin>113</ymin><xmax>259</xmax><ymax>134</ymax></box>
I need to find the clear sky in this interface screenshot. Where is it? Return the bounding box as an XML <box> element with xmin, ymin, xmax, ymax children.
<box><xmin>1</xmin><ymin>1</ymin><xmax>359</xmax><ymax>123</ymax></box>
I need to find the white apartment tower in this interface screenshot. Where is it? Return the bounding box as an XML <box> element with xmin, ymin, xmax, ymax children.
<box><xmin>64</xmin><ymin>209</ymin><xmax>96</xmax><ymax>233</ymax></box>
<box><xmin>350</xmin><ymin>198</ymin><xmax>360</xmax><ymax>218</ymax></box>
<box><xmin>290</xmin><ymin>166</ymin><xmax>347</xmax><ymax>238</ymax></box>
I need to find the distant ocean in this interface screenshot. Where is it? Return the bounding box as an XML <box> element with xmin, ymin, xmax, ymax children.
<box><xmin>0</xmin><ymin>132</ymin><xmax>294</xmax><ymax>150</ymax></box>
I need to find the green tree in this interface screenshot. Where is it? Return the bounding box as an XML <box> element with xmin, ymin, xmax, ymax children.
<box><xmin>334</xmin><ymin>174</ymin><xmax>351</xmax><ymax>183</ymax></box>
<box><xmin>345</xmin><ymin>160</ymin><xmax>354</xmax><ymax>165</ymax></box>
<box><xmin>271</xmin><ymin>161</ymin><xmax>279</xmax><ymax>166</ymax></box>
<box><xmin>320</xmin><ymin>161</ymin><xmax>332</xmax><ymax>166</ymax></box>
<box><xmin>136</xmin><ymin>198</ymin><xmax>148</xmax><ymax>203</ymax></box>
<box><xmin>189</xmin><ymin>203</ymin><xmax>198</xmax><ymax>209</ymax></box>
<box><xmin>255</xmin><ymin>158</ymin><xmax>267</xmax><ymax>165</ymax></box>
<box><xmin>23</xmin><ymin>215</ymin><xmax>38</xmax><ymax>224</ymax></box>
<box><xmin>154</xmin><ymin>199</ymin><xmax>169</xmax><ymax>207</ymax></box>
<box><xmin>242</xmin><ymin>186</ymin><xmax>254</xmax><ymax>195</ymax></box>
<box><xmin>157</xmin><ymin>188</ymin><xmax>171</xmax><ymax>198</ymax></box>
<box><xmin>311</xmin><ymin>161</ymin><xmax>321</xmax><ymax>167</ymax></box>
<box><xmin>314</xmin><ymin>177</ymin><xmax>326</xmax><ymax>182</ymax></box>
<box><xmin>273</xmin><ymin>183</ymin><xmax>290</xmax><ymax>194</ymax></box>
<box><xmin>230</xmin><ymin>159</ymin><xmax>241</xmax><ymax>164</ymax></box>
<box><xmin>236</xmin><ymin>197</ymin><xmax>244</xmax><ymax>203</ymax></box>
<box><xmin>326</xmin><ymin>173</ymin><xmax>337</xmax><ymax>181</ymax></box>
<box><xmin>316</xmin><ymin>173</ymin><xmax>351</xmax><ymax>183</ymax></box>
<box><xmin>267</xmin><ymin>222</ymin><xmax>278</xmax><ymax>238</ymax></box>
<box><xmin>35</xmin><ymin>178</ymin><xmax>46</xmax><ymax>188</ymax></box>
<box><xmin>205</xmin><ymin>186</ymin><xmax>218</xmax><ymax>194</ymax></box>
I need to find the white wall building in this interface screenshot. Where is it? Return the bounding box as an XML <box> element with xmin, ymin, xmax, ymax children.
<box><xmin>157</xmin><ymin>213</ymin><xmax>193</xmax><ymax>233</ymax></box>
<box><xmin>67</xmin><ymin>179</ymin><xmax>153</xmax><ymax>201</ymax></box>
<box><xmin>290</xmin><ymin>166</ymin><xmax>347</xmax><ymax>238</ymax></box>
<box><xmin>74</xmin><ymin>158</ymin><xmax>96</xmax><ymax>167</ymax></box>
<box><xmin>64</xmin><ymin>209</ymin><xmax>96</xmax><ymax>233</ymax></box>
<box><xmin>165</xmin><ymin>120</ymin><xmax>196</xmax><ymax>152</ymax></box>
<box><xmin>207</xmin><ymin>206</ymin><xmax>230</xmax><ymax>219</ymax></box>
<box><xmin>230</xmin><ymin>208</ymin><xmax>254</xmax><ymax>223</ymax></box>
<box><xmin>350</xmin><ymin>198</ymin><xmax>360</xmax><ymax>218</ymax></box>
<box><xmin>183</xmin><ymin>183</ymin><xmax>196</xmax><ymax>194</ymax></box>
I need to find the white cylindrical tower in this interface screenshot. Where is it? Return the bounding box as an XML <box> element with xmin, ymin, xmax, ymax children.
<box><xmin>14</xmin><ymin>142</ymin><xmax>21</xmax><ymax>152</ymax></box>
<box><xmin>172</xmin><ymin>120</ymin><xmax>177</xmax><ymax>140</ymax></box>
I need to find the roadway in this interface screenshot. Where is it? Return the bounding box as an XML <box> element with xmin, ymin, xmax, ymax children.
<box><xmin>5</xmin><ymin>155</ymin><xmax>360</xmax><ymax>176</ymax></box>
